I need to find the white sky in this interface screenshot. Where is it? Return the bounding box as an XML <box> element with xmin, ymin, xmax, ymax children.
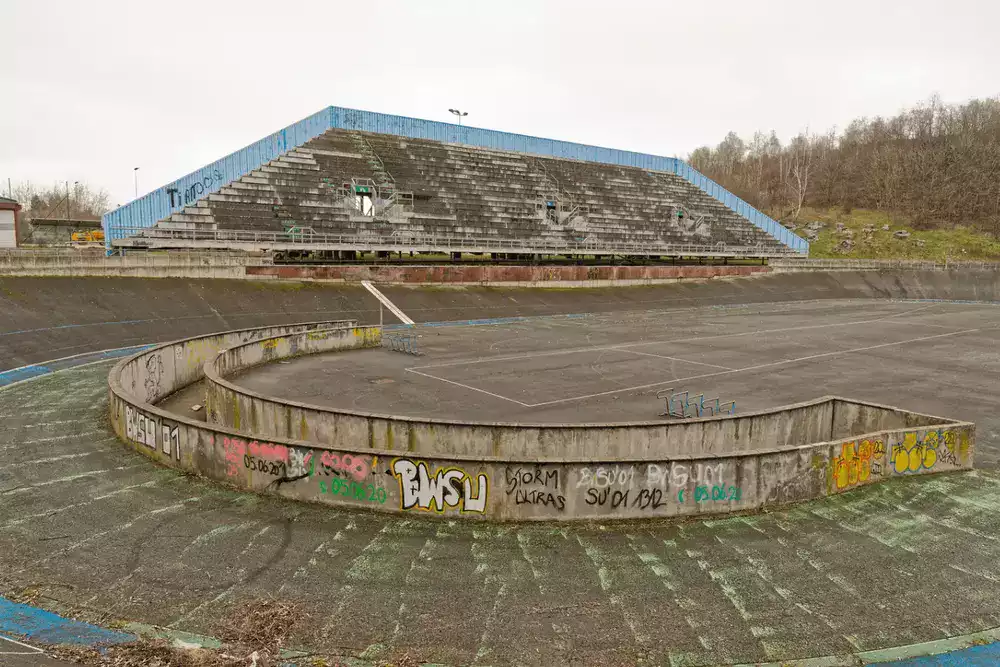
<box><xmin>4</xmin><ymin>0</ymin><xmax>998</xmax><ymax>206</ymax></box>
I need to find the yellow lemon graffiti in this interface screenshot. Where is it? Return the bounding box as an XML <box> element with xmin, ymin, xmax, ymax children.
<box><xmin>893</xmin><ymin>431</ymin><xmax>938</xmax><ymax>474</ymax></box>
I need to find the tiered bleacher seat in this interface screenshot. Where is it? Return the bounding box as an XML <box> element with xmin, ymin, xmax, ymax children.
<box><xmin>150</xmin><ymin>128</ymin><xmax>790</xmax><ymax>254</ymax></box>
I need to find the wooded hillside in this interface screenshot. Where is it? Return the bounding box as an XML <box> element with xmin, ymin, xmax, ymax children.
<box><xmin>689</xmin><ymin>95</ymin><xmax>1000</xmax><ymax>235</ymax></box>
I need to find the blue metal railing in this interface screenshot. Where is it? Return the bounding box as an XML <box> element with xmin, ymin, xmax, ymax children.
<box><xmin>103</xmin><ymin>108</ymin><xmax>331</xmax><ymax>250</ymax></box>
<box><xmin>104</xmin><ymin>105</ymin><xmax>808</xmax><ymax>254</ymax></box>
<box><xmin>672</xmin><ymin>162</ymin><xmax>808</xmax><ymax>253</ymax></box>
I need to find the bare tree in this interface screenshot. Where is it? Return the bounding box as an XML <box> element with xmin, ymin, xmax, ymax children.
<box><xmin>9</xmin><ymin>181</ymin><xmax>111</xmax><ymax>221</ymax></box>
<box><xmin>784</xmin><ymin>132</ymin><xmax>813</xmax><ymax>220</ymax></box>
<box><xmin>686</xmin><ymin>94</ymin><xmax>1000</xmax><ymax>234</ymax></box>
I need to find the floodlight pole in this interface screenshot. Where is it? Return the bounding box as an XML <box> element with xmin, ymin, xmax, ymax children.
<box><xmin>448</xmin><ymin>108</ymin><xmax>468</xmax><ymax>126</ymax></box>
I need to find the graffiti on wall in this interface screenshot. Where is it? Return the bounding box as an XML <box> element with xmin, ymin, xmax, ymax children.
<box><xmin>504</xmin><ymin>466</ymin><xmax>564</xmax><ymax>511</ymax></box>
<box><xmin>890</xmin><ymin>428</ymin><xmax>974</xmax><ymax>475</ymax></box>
<box><xmin>314</xmin><ymin>451</ymin><xmax>370</xmax><ymax>481</ymax></box>
<box><xmin>572</xmin><ymin>462</ymin><xmax>737</xmax><ymax>512</ymax></box>
<box><xmin>320</xmin><ymin>478</ymin><xmax>387</xmax><ymax>504</ymax></box>
<box><xmin>893</xmin><ymin>430</ymin><xmax>944</xmax><ymax>474</ymax></box>
<box><xmin>143</xmin><ymin>353</ymin><xmax>164</xmax><ymax>403</ymax></box>
<box><xmin>937</xmin><ymin>430</ymin><xmax>965</xmax><ymax>466</ymax></box>
<box><xmin>678</xmin><ymin>485</ymin><xmax>742</xmax><ymax>503</ymax></box>
<box><xmin>221</xmin><ymin>436</ymin><xmax>313</xmax><ymax>479</ymax></box>
<box><xmin>645</xmin><ymin>463</ymin><xmax>724</xmax><ymax>488</ymax></box>
<box><xmin>220</xmin><ymin>437</ymin><xmax>388</xmax><ymax>502</ymax></box>
<box><xmin>165</xmin><ymin>169</ymin><xmax>224</xmax><ymax>209</ymax></box>
<box><xmin>391</xmin><ymin>459</ymin><xmax>488</xmax><ymax>513</ymax></box>
<box><xmin>222</xmin><ymin>437</ymin><xmax>290</xmax><ymax>477</ymax></box>
<box><xmin>124</xmin><ymin>405</ymin><xmax>180</xmax><ymax>460</ymax></box>
<box><xmin>832</xmin><ymin>438</ymin><xmax>885</xmax><ymax>491</ymax></box>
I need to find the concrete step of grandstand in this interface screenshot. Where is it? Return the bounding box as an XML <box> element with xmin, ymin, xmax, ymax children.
<box><xmin>156</xmin><ymin>220</ymin><xmax>219</xmax><ymax>231</ymax></box>
<box><xmin>123</xmin><ymin>124</ymin><xmax>798</xmax><ymax>255</ymax></box>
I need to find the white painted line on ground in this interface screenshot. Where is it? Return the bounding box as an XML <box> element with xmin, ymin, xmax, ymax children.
<box><xmin>15</xmin><ymin>419</ymin><xmax>87</xmax><ymax>429</ymax></box>
<box><xmin>16</xmin><ymin>451</ymin><xmax>101</xmax><ymax>465</ymax></box>
<box><xmin>405</xmin><ymin>369</ymin><xmax>531</xmax><ymax>407</ymax></box>
<box><xmin>617</xmin><ymin>349</ymin><xmax>734</xmax><ymax>370</ymax></box>
<box><xmin>0</xmin><ymin>480</ymin><xmax>167</xmax><ymax>530</ymax></box>
<box><xmin>407</xmin><ymin>305</ymin><xmax>960</xmax><ymax>372</ymax></box>
<box><xmin>0</xmin><ymin>635</ymin><xmax>44</xmax><ymax>654</ymax></box>
<box><xmin>527</xmin><ymin>327</ymin><xmax>981</xmax><ymax>407</ymax></box>
<box><xmin>361</xmin><ymin>281</ymin><xmax>415</xmax><ymax>325</ymax></box>
<box><xmin>0</xmin><ymin>463</ymin><xmax>148</xmax><ymax>495</ymax></box>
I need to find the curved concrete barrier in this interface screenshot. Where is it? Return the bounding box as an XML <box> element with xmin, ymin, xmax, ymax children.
<box><xmin>111</xmin><ymin>323</ymin><xmax>976</xmax><ymax>521</ymax></box>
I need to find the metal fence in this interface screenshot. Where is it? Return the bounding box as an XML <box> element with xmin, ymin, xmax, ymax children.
<box><xmin>112</xmin><ymin>227</ymin><xmax>801</xmax><ymax>258</ymax></box>
<box><xmin>103</xmin><ymin>105</ymin><xmax>809</xmax><ymax>254</ymax></box>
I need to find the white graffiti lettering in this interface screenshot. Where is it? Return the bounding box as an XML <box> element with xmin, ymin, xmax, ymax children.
<box><xmin>124</xmin><ymin>405</ymin><xmax>180</xmax><ymax>460</ymax></box>
<box><xmin>646</xmin><ymin>463</ymin><xmax>724</xmax><ymax>488</ymax></box>
<box><xmin>391</xmin><ymin>459</ymin><xmax>488</xmax><ymax>514</ymax></box>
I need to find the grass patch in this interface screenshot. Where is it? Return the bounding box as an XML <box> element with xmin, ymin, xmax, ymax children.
<box><xmin>792</xmin><ymin>207</ymin><xmax>1000</xmax><ymax>260</ymax></box>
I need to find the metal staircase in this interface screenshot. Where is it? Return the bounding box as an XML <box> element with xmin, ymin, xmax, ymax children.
<box><xmin>348</xmin><ymin>133</ymin><xmax>413</xmax><ymax>218</ymax></box>
<box><xmin>350</xmin><ymin>132</ymin><xmax>395</xmax><ymax>193</ymax></box>
<box><xmin>530</xmin><ymin>158</ymin><xmax>589</xmax><ymax>227</ymax></box>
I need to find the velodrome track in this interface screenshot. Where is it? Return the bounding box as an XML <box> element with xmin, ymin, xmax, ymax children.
<box><xmin>2</xmin><ymin>270</ymin><xmax>1000</xmax><ymax>666</ymax></box>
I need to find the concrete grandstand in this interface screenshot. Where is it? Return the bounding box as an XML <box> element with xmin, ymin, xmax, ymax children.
<box><xmin>103</xmin><ymin>107</ymin><xmax>807</xmax><ymax>259</ymax></box>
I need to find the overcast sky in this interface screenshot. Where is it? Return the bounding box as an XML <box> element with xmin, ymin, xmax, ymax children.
<box><xmin>4</xmin><ymin>0</ymin><xmax>998</xmax><ymax>206</ymax></box>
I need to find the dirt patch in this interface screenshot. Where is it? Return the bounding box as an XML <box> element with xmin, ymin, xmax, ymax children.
<box><xmin>46</xmin><ymin>598</ymin><xmax>309</xmax><ymax>667</ymax></box>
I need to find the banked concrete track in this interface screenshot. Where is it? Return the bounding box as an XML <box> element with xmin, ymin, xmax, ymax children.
<box><xmin>2</xmin><ymin>269</ymin><xmax>1000</xmax><ymax>666</ymax></box>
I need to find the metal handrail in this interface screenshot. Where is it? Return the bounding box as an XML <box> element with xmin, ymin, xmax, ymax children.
<box><xmin>109</xmin><ymin>226</ymin><xmax>803</xmax><ymax>256</ymax></box>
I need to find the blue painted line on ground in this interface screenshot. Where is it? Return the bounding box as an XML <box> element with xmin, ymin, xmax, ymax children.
<box><xmin>875</xmin><ymin>642</ymin><xmax>1000</xmax><ymax>665</ymax></box>
<box><xmin>0</xmin><ymin>366</ymin><xmax>51</xmax><ymax>387</ymax></box>
<box><xmin>0</xmin><ymin>596</ymin><xmax>133</xmax><ymax>647</ymax></box>
<box><xmin>0</xmin><ymin>345</ymin><xmax>154</xmax><ymax>388</ymax></box>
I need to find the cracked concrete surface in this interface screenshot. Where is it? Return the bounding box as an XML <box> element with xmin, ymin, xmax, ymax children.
<box><xmin>4</xmin><ymin>296</ymin><xmax>1000</xmax><ymax>665</ymax></box>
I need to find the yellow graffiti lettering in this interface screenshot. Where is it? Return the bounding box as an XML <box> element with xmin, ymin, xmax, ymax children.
<box><xmin>893</xmin><ymin>430</ymin><xmax>938</xmax><ymax>474</ymax></box>
<box><xmin>833</xmin><ymin>439</ymin><xmax>883</xmax><ymax>491</ymax></box>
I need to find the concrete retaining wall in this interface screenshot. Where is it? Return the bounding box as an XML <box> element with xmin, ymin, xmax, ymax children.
<box><xmin>0</xmin><ymin>249</ymin><xmax>265</xmax><ymax>278</ymax></box>
<box><xmin>109</xmin><ymin>323</ymin><xmax>976</xmax><ymax>521</ymax></box>
<box><xmin>4</xmin><ymin>249</ymin><xmax>1000</xmax><ymax>294</ymax></box>
<box><xmin>115</xmin><ymin>319</ymin><xmax>356</xmax><ymax>406</ymax></box>
<box><xmin>204</xmin><ymin>333</ymin><xmax>945</xmax><ymax>459</ymax></box>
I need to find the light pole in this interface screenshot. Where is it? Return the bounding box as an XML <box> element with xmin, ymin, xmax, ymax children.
<box><xmin>133</xmin><ymin>167</ymin><xmax>139</xmax><ymax>199</ymax></box>
<box><xmin>67</xmin><ymin>180</ymin><xmax>79</xmax><ymax>221</ymax></box>
<box><xmin>448</xmin><ymin>108</ymin><xmax>468</xmax><ymax>125</ymax></box>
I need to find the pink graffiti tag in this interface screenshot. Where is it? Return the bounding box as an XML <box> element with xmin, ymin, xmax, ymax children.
<box><xmin>317</xmin><ymin>451</ymin><xmax>370</xmax><ymax>482</ymax></box>
<box><xmin>222</xmin><ymin>436</ymin><xmax>246</xmax><ymax>477</ymax></box>
<box><xmin>248</xmin><ymin>441</ymin><xmax>289</xmax><ymax>462</ymax></box>
<box><xmin>223</xmin><ymin>437</ymin><xmax>293</xmax><ymax>477</ymax></box>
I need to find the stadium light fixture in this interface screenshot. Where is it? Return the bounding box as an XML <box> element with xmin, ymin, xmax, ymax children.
<box><xmin>448</xmin><ymin>108</ymin><xmax>468</xmax><ymax>126</ymax></box>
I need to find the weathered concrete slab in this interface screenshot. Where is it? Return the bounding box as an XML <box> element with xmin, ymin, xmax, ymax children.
<box><xmin>1</xmin><ymin>363</ymin><xmax>1000</xmax><ymax>665</ymax></box>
